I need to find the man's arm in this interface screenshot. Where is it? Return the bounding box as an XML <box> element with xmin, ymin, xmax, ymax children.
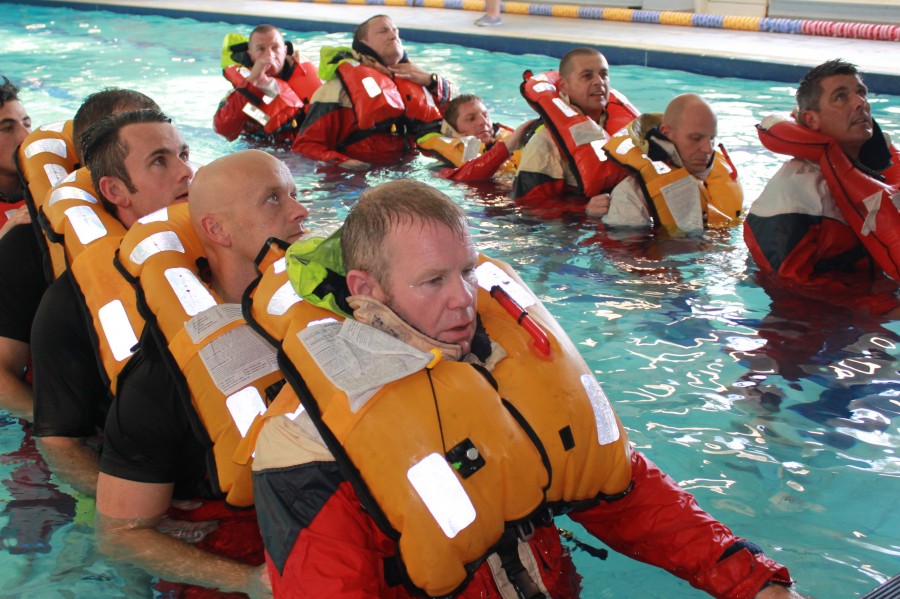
<box><xmin>35</xmin><ymin>436</ymin><xmax>100</xmax><ymax>496</ymax></box>
<box><xmin>597</xmin><ymin>176</ymin><xmax>652</xmax><ymax>226</ymax></box>
<box><xmin>514</xmin><ymin>128</ymin><xmax>573</xmax><ymax>203</ymax></box>
<box><xmin>95</xmin><ymin>474</ymin><xmax>270</xmax><ymax>598</ymax></box>
<box><xmin>213</xmin><ymin>91</ymin><xmax>253</xmax><ymax>142</ymax></box>
<box><xmin>291</xmin><ymin>81</ymin><xmax>359</xmax><ymax>165</ymax></box>
<box><xmin>571</xmin><ymin>451</ymin><xmax>794</xmax><ymax>599</ymax></box>
<box><xmin>0</xmin><ymin>337</ymin><xmax>32</xmax><ymax>420</ymax></box>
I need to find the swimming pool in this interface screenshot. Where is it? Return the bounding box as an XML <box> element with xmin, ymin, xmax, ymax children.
<box><xmin>2</xmin><ymin>3</ymin><xmax>899</xmax><ymax>597</ymax></box>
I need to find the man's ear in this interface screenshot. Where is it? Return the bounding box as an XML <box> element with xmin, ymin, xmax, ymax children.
<box><xmin>800</xmin><ymin>109</ymin><xmax>820</xmax><ymax>131</ymax></box>
<box><xmin>659</xmin><ymin>123</ymin><xmax>672</xmax><ymax>138</ymax></box>
<box><xmin>199</xmin><ymin>213</ymin><xmax>230</xmax><ymax>247</ymax></box>
<box><xmin>346</xmin><ymin>269</ymin><xmax>378</xmax><ymax>297</ymax></box>
<box><xmin>556</xmin><ymin>75</ymin><xmax>568</xmax><ymax>98</ymax></box>
<box><xmin>98</xmin><ymin>176</ymin><xmax>129</xmax><ymax>210</ymax></box>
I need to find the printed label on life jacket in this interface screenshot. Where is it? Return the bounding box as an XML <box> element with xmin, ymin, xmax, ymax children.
<box><xmin>474</xmin><ymin>262</ymin><xmax>534</xmax><ymax>308</ymax></box>
<box><xmin>580</xmin><ymin>374</ymin><xmax>619</xmax><ymax>445</ymax></box>
<box><xmin>185</xmin><ymin>303</ymin><xmax>244</xmax><ymax>344</ymax></box>
<box><xmin>407</xmin><ymin>452</ymin><xmax>477</xmax><ymax>539</ymax></box>
<box><xmin>660</xmin><ymin>176</ymin><xmax>703</xmax><ymax>232</ymax></box>
<box><xmin>298</xmin><ymin>319</ymin><xmax>431</xmax><ymax>412</ymax></box>
<box><xmin>198</xmin><ymin>324</ymin><xmax>279</xmax><ymax>396</ymax></box>
<box><xmin>568</xmin><ymin>119</ymin><xmax>604</xmax><ymax>147</ymax></box>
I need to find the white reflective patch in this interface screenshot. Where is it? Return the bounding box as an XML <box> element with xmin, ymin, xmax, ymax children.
<box><xmin>58</xmin><ymin>170</ymin><xmax>79</xmax><ymax>185</ymax></box>
<box><xmin>65</xmin><ymin>205</ymin><xmax>107</xmax><ymax>245</ymax></box>
<box><xmin>407</xmin><ymin>453</ymin><xmax>476</xmax><ymax>539</ymax></box>
<box><xmin>24</xmin><ymin>137</ymin><xmax>68</xmax><ymax>159</ymax></box>
<box><xmin>552</xmin><ymin>97</ymin><xmax>577</xmax><ymax>118</ymax></box>
<box><xmin>362</xmin><ymin>76</ymin><xmax>383</xmax><ymax>98</ymax></box>
<box><xmin>38</xmin><ymin>120</ymin><xmax>67</xmax><ymax>133</ymax></box>
<box><xmin>226</xmin><ymin>387</ymin><xmax>267</xmax><ymax>437</ymax></box>
<box><xmin>4</xmin><ymin>208</ymin><xmax>16</xmax><ymax>219</ymax></box>
<box><xmin>892</xmin><ymin>191</ymin><xmax>900</xmax><ymax>213</ymax></box>
<box><xmin>422</xmin><ymin>85</ymin><xmax>436</xmax><ymax>107</ymax></box>
<box><xmin>475</xmin><ymin>262</ymin><xmax>534</xmax><ymax>308</ymax></box>
<box><xmin>616</xmin><ymin>137</ymin><xmax>634</xmax><ymax>155</ymax></box>
<box><xmin>307</xmin><ymin>318</ymin><xmax>338</xmax><ymax>327</ymax></box>
<box><xmin>590</xmin><ymin>139</ymin><xmax>608</xmax><ymax>160</ymax></box>
<box><xmin>129</xmin><ymin>231</ymin><xmax>185</xmax><ymax>266</ymax></box>
<box><xmin>165</xmin><ymin>267</ymin><xmax>216</xmax><ymax>316</ymax></box>
<box><xmin>98</xmin><ymin>300</ymin><xmax>138</xmax><ymax>361</ymax></box>
<box><xmin>137</xmin><ymin>206</ymin><xmax>170</xmax><ymax>224</ymax></box>
<box><xmin>273</xmin><ymin>257</ymin><xmax>286</xmax><ymax>274</ymax></box>
<box><xmin>49</xmin><ymin>185</ymin><xmax>98</xmax><ymax>206</ymax></box>
<box><xmin>531</xmin><ymin>81</ymin><xmax>556</xmax><ymax>94</ymax></box>
<box><xmin>242</xmin><ymin>102</ymin><xmax>270</xmax><ymax>126</ymax></box>
<box><xmin>43</xmin><ymin>163</ymin><xmax>70</xmax><ymax>187</ymax></box>
<box><xmin>861</xmin><ymin>191</ymin><xmax>882</xmax><ymax>236</ymax></box>
<box><xmin>651</xmin><ymin>160</ymin><xmax>672</xmax><ymax>175</ymax></box>
<box><xmin>267</xmin><ymin>281</ymin><xmax>302</xmax><ymax>316</ymax></box>
<box><xmin>580</xmin><ymin>374</ymin><xmax>619</xmax><ymax>445</ymax></box>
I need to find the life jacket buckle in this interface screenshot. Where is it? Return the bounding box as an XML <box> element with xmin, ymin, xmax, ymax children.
<box><xmin>515</xmin><ymin>520</ymin><xmax>535</xmax><ymax>541</ymax></box>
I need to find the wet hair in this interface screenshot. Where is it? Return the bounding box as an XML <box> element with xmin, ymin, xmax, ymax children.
<box><xmin>343</xmin><ymin>179</ymin><xmax>468</xmax><ymax>285</ymax></box>
<box><xmin>444</xmin><ymin>94</ymin><xmax>483</xmax><ymax>131</ymax></box>
<box><xmin>81</xmin><ymin>109</ymin><xmax>172</xmax><ymax>216</ymax></box>
<box><xmin>73</xmin><ymin>88</ymin><xmax>159</xmax><ymax>163</ymax></box>
<box><xmin>354</xmin><ymin>14</ymin><xmax>390</xmax><ymax>43</ymax></box>
<box><xmin>559</xmin><ymin>47</ymin><xmax>602</xmax><ymax>79</ymax></box>
<box><xmin>796</xmin><ymin>59</ymin><xmax>860</xmax><ymax>115</ymax></box>
<box><xmin>0</xmin><ymin>76</ymin><xmax>20</xmax><ymax>108</ymax></box>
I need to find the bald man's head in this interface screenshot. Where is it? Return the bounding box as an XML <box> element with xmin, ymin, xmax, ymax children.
<box><xmin>190</xmin><ymin>149</ymin><xmax>309</xmax><ymax>262</ymax></box>
<box><xmin>659</xmin><ymin>93</ymin><xmax>718</xmax><ymax>178</ymax></box>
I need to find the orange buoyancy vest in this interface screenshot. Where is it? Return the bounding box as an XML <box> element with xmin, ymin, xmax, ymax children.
<box><xmin>758</xmin><ymin>114</ymin><xmax>900</xmax><ymax>280</ymax></box>
<box><xmin>223</xmin><ymin>60</ymin><xmax>322</xmax><ymax>135</ymax></box>
<box><xmin>521</xmin><ymin>70</ymin><xmax>639</xmax><ymax>198</ymax></box>
<box><xmin>243</xmin><ymin>242</ymin><xmax>633</xmax><ymax>597</ymax></box>
<box><xmin>116</xmin><ymin>203</ymin><xmax>284</xmax><ymax>507</ymax></box>
<box><xmin>43</xmin><ymin>167</ymin><xmax>142</xmax><ymax>395</ymax></box>
<box><xmin>605</xmin><ymin>126</ymin><xmax>743</xmax><ymax>232</ymax></box>
<box><xmin>16</xmin><ymin>120</ymin><xmax>78</xmax><ymax>282</ymax></box>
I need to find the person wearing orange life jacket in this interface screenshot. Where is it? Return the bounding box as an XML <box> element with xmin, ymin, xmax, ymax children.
<box><xmin>95</xmin><ymin>150</ymin><xmax>309</xmax><ymax>599</ymax></box>
<box><xmin>514</xmin><ymin>48</ymin><xmax>639</xmax><ymax>211</ymax></box>
<box><xmin>292</xmin><ymin>15</ymin><xmax>451</xmax><ymax>170</ymax></box>
<box><xmin>250</xmin><ymin>179</ymin><xmax>802</xmax><ymax>599</ymax></box>
<box><xmin>31</xmin><ymin>109</ymin><xmax>192</xmax><ymax>498</ymax></box>
<box><xmin>0</xmin><ymin>89</ymin><xmax>157</xmax><ymax>424</ymax></box>
<box><xmin>418</xmin><ymin>94</ymin><xmax>536</xmax><ymax>182</ymax></box>
<box><xmin>0</xmin><ymin>76</ymin><xmax>31</xmax><ymax>239</ymax></box>
<box><xmin>744</xmin><ymin>59</ymin><xmax>900</xmax><ymax>314</ymax></box>
<box><xmin>589</xmin><ymin>93</ymin><xmax>743</xmax><ymax>234</ymax></box>
<box><xmin>213</xmin><ymin>25</ymin><xmax>321</xmax><ymax>143</ymax></box>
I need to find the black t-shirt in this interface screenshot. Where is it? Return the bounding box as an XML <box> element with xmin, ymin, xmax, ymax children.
<box><xmin>0</xmin><ymin>225</ymin><xmax>47</xmax><ymax>343</ymax></box>
<box><xmin>100</xmin><ymin>330</ymin><xmax>211</xmax><ymax>500</ymax></box>
<box><xmin>31</xmin><ymin>271</ymin><xmax>110</xmax><ymax>438</ymax></box>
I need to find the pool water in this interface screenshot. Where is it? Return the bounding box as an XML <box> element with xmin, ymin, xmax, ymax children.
<box><xmin>2</xmin><ymin>3</ymin><xmax>899</xmax><ymax>598</ymax></box>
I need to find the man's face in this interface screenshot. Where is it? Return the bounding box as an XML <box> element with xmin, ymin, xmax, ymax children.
<box><xmin>662</xmin><ymin>107</ymin><xmax>717</xmax><ymax>178</ymax></box>
<box><xmin>559</xmin><ymin>53</ymin><xmax>610</xmax><ymax>119</ymax></box>
<box><xmin>802</xmin><ymin>74</ymin><xmax>873</xmax><ymax>157</ymax></box>
<box><xmin>454</xmin><ymin>100</ymin><xmax>493</xmax><ymax>144</ymax></box>
<box><xmin>229</xmin><ymin>158</ymin><xmax>309</xmax><ymax>261</ymax></box>
<box><xmin>248</xmin><ymin>29</ymin><xmax>287</xmax><ymax>76</ymax></box>
<box><xmin>362</xmin><ymin>16</ymin><xmax>404</xmax><ymax>66</ymax></box>
<box><xmin>0</xmin><ymin>99</ymin><xmax>31</xmax><ymax>177</ymax></box>
<box><xmin>372</xmin><ymin>218</ymin><xmax>478</xmax><ymax>355</ymax></box>
<box><xmin>120</xmin><ymin>121</ymin><xmax>192</xmax><ymax>219</ymax></box>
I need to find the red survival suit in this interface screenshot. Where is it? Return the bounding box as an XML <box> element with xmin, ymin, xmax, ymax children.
<box><xmin>744</xmin><ymin>114</ymin><xmax>900</xmax><ymax>313</ymax></box>
<box><xmin>292</xmin><ymin>46</ymin><xmax>450</xmax><ymax>166</ymax></box>
<box><xmin>214</xmin><ymin>49</ymin><xmax>321</xmax><ymax>142</ymax></box>
<box><xmin>514</xmin><ymin>70</ymin><xmax>639</xmax><ymax>206</ymax></box>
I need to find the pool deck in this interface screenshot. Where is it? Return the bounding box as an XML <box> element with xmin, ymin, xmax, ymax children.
<box><xmin>12</xmin><ymin>0</ymin><xmax>900</xmax><ymax>94</ymax></box>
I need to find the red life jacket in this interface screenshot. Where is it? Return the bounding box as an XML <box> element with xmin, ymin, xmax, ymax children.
<box><xmin>520</xmin><ymin>70</ymin><xmax>639</xmax><ymax>198</ymax></box>
<box><xmin>223</xmin><ymin>58</ymin><xmax>321</xmax><ymax>134</ymax></box>
<box><xmin>758</xmin><ymin>114</ymin><xmax>900</xmax><ymax>280</ymax></box>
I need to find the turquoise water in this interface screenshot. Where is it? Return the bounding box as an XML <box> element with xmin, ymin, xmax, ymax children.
<box><xmin>2</xmin><ymin>3</ymin><xmax>899</xmax><ymax>598</ymax></box>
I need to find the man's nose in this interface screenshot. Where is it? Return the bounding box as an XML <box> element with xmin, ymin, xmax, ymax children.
<box><xmin>14</xmin><ymin>121</ymin><xmax>30</xmax><ymax>145</ymax></box>
<box><xmin>290</xmin><ymin>200</ymin><xmax>309</xmax><ymax>223</ymax></box>
<box><xmin>448</xmin><ymin>275</ymin><xmax>475</xmax><ymax>309</ymax></box>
